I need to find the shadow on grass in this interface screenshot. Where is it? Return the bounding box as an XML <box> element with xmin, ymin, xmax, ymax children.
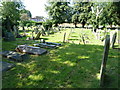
<box><xmin>68</xmin><ymin>39</ymin><xmax>79</xmax><ymax>41</ymax></box>
<box><xmin>40</xmin><ymin>38</ymin><xmax>49</xmax><ymax>40</ymax></box>
<box><xmin>2</xmin><ymin>43</ymin><xmax>118</xmax><ymax>88</ymax></box>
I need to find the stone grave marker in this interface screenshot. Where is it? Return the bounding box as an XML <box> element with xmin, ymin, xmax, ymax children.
<box><xmin>1</xmin><ymin>51</ymin><xmax>28</xmax><ymax>62</ymax></box>
<box><xmin>16</xmin><ymin>45</ymin><xmax>47</xmax><ymax>55</ymax></box>
<box><xmin>0</xmin><ymin>61</ymin><xmax>15</xmax><ymax>72</ymax></box>
<box><xmin>99</xmin><ymin>35</ymin><xmax>110</xmax><ymax>87</ymax></box>
<box><xmin>34</xmin><ymin>43</ymin><xmax>57</xmax><ymax>49</ymax></box>
<box><xmin>110</xmin><ymin>32</ymin><xmax>117</xmax><ymax>49</ymax></box>
<box><xmin>46</xmin><ymin>42</ymin><xmax>62</xmax><ymax>46</ymax></box>
<box><xmin>63</xmin><ymin>32</ymin><xmax>66</xmax><ymax>43</ymax></box>
<box><xmin>67</xmin><ymin>29</ymin><xmax>72</xmax><ymax>42</ymax></box>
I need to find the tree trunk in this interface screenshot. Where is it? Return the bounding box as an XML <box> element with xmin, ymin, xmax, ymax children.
<box><xmin>110</xmin><ymin>24</ymin><xmax>112</xmax><ymax>28</ymax></box>
<box><xmin>22</xmin><ymin>26</ymin><xmax>26</xmax><ymax>36</ymax></box>
<box><xmin>82</xmin><ymin>21</ymin><xmax>85</xmax><ymax>28</ymax></box>
<box><xmin>82</xmin><ymin>23</ymin><xmax>85</xmax><ymax>28</ymax></box>
<box><xmin>6</xmin><ymin>17</ymin><xmax>12</xmax><ymax>32</ymax></box>
<box><xmin>74</xmin><ymin>23</ymin><xmax>77</xmax><ymax>28</ymax></box>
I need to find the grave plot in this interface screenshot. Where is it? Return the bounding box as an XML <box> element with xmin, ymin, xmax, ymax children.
<box><xmin>45</xmin><ymin>42</ymin><xmax>62</xmax><ymax>46</ymax></box>
<box><xmin>0</xmin><ymin>51</ymin><xmax>28</xmax><ymax>62</ymax></box>
<box><xmin>15</xmin><ymin>45</ymin><xmax>47</xmax><ymax>55</ymax></box>
<box><xmin>33</xmin><ymin>43</ymin><xmax>57</xmax><ymax>49</ymax></box>
<box><xmin>33</xmin><ymin>41</ymin><xmax>62</xmax><ymax>49</ymax></box>
<box><xmin>0</xmin><ymin>61</ymin><xmax>15</xmax><ymax>72</ymax></box>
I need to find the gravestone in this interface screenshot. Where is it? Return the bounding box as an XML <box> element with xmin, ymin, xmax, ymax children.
<box><xmin>110</xmin><ymin>32</ymin><xmax>117</xmax><ymax>49</ymax></box>
<box><xmin>0</xmin><ymin>61</ymin><xmax>15</xmax><ymax>72</ymax></box>
<box><xmin>46</xmin><ymin>42</ymin><xmax>62</xmax><ymax>46</ymax></box>
<box><xmin>16</xmin><ymin>45</ymin><xmax>47</xmax><ymax>55</ymax></box>
<box><xmin>1</xmin><ymin>51</ymin><xmax>28</xmax><ymax>62</ymax></box>
<box><xmin>99</xmin><ymin>35</ymin><xmax>110</xmax><ymax>87</ymax></box>
<box><xmin>35</xmin><ymin>31</ymin><xmax>41</xmax><ymax>40</ymax></box>
<box><xmin>34</xmin><ymin>43</ymin><xmax>57</xmax><ymax>49</ymax></box>
<box><xmin>63</xmin><ymin>32</ymin><xmax>66</xmax><ymax>43</ymax></box>
<box><xmin>4</xmin><ymin>32</ymin><xmax>16</xmax><ymax>41</ymax></box>
<box><xmin>67</xmin><ymin>29</ymin><xmax>72</xmax><ymax>42</ymax></box>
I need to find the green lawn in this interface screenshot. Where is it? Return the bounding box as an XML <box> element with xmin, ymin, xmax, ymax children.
<box><xmin>2</xmin><ymin>28</ymin><xmax>119</xmax><ymax>88</ymax></box>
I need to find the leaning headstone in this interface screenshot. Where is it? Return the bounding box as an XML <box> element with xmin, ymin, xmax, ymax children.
<box><xmin>99</xmin><ymin>35</ymin><xmax>110</xmax><ymax>87</ymax></box>
<box><xmin>4</xmin><ymin>32</ymin><xmax>16</xmax><ymax>41</ymax></box>
<box><xmin>0</xmin><ymin>61</ymin><xmax>15</xmax><ymax>72</ymax></box>
<box><xmin>110</xmin><ymin>32</ymin><xmax>117</xmax><ymax>49</ymax></box>
<box><xmin>34</xmin><ymin>31</ymin><xmax>41</xmax><ymax>40</ymax></box>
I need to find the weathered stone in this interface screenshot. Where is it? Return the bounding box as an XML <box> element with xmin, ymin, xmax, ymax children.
<box><xmin>34</xmin><ymin>43</ymin><xmax>57</xmax><ymax>49</ymax></box>
<box><xmin>99</xmin><ymin>35</ymin><xmax>110</xmax><ymax>87</ymax></box>
<box><xmin>1</xmin><ymin>51</ymin><xmax>28</xmax><ymax>62</ymax></box>
<box><xmin>16</xmin><ymin>45</ymin><xmax>47</xmax><ymax>55</ymax></box>
<box><xmin>63</xmin><ymin>32</ymin><xmax>66</xmax><ymax>43</ymax></box>
<box><xmin>46</xmin><ymin>42</ymin><xmax>62</xmax><ymax>46</ymax></box>
<box><xmin>110</xmin><ymin>32</ymin><xmax>117</xmax><ymax>48</ymax></box>
<box><xmin>0</xmin><ymin>61</ymin><xmax>15</xmax><ymax>72</ymax></box>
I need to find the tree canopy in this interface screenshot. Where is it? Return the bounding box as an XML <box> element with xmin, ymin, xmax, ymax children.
<box><xmin>1</xmin><ymin>0</ymin><xmax>24</xmax><ymax>33</ymax></box>
<box><xmin>45</xmin><ymin>2</ymin><xmax>72</xmax><ymax>26</ymax></box>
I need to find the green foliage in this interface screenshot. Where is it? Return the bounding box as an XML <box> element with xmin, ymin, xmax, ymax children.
<box><xmin>45</xmin><ymin>2</ymin><xmax>71</xmax><ymax>26</ymax></box>
<box><xmin>72</xmin><ymin>2</ymin><xmax>92</xmax><ymax>28</ymax></box>
<box><xmin>1</xmin><ymin>1</ymin><xmax>24</xmax><ymax>37</ymax></box>
<box><xmin>42</xmin><ymin>20</ymin><xmax>53</xmax><ymax>31</ymax></box>
<box><xmin>72</xmin><ymin>14</ymin><xmax>79</xmax><ymax>27</ymax></box>
<box><xmin>20</xmin><ymin>9</ymin><xmax>32</xmax><ymax>18</ymax></box>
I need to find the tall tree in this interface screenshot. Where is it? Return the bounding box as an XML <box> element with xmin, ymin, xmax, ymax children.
<box><xmin>45</xmin><ymin>2</ymin><xmax>71</xmax><ymax>26</ymax></box>
<box><xmin>89</xmin><ymin>2</ymin><xmax>105</xmax><ymax>32</ymax></box>
<box><xmin>1</xmin><ymin>1</ymin><xmax>24</xmax><ymax>32</ymax></box>
<box><xmin>72</xmin><ymin>2</ymin><xmax>92</xmax><ymax>28</ymax></box>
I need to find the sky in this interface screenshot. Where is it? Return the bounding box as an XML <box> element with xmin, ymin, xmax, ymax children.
<box><xmin>23</xmin><ymin>0</ymin><xmax>48</xmax><ymax>18</ymax></box>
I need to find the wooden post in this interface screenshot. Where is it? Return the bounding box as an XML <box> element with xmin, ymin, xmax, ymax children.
<box><xmin>63</xmin><ymin>32</ymin><xmax>66</xmax><ymax>43</ymax></box>
<box><xmin>100</xmin><ymin>35</ymin><xmax>110</xmax><ymax>87</ymax></box>
<box><xmin>110</xmin><ymin>32</ymin><xmax>117</xmax><ymax>49</ymax></box>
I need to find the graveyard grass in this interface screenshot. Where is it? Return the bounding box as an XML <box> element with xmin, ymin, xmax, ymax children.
<box><xmin>2</xmin><ymin>28</ymin><xmax>119</xmax><ymax>88</ymax></box>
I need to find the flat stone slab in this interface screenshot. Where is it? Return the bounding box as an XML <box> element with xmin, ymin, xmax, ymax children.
<box><xmin>16</xmin><ymin>45</ymin><xmax>47</xmax><ymax>55</ymax></box>
<box><xmin>0</xmin><ymin>61</ymin><xmax>15</xmax><ymax>72</ymax></box>
<box><xmin>0</xmin><ymin>51</ymin><xmax>28</xmax><ymax>62</ymax></box>
<box><xmin>33</xmin><ymin>43</ymin><xmax>57</xmax><ymax>49</ymax></box>
<box><xmin>45</xmin><ymin>42</ymin><xmax>62</xmax><ymax>46</ymax></box>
